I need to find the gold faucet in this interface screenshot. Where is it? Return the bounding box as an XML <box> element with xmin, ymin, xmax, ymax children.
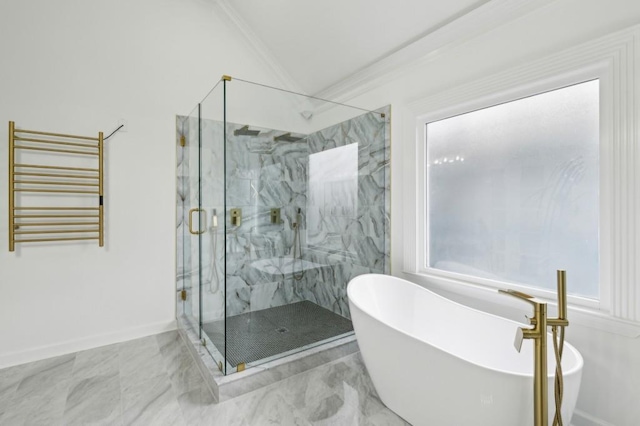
<box><xmin>499</xmin><ymin>288</ymin><xmax>548</xmax><ymax>426</ymax></box>
<box><xmin>499</xmin><ymin>270</ymin><xmax>569</xmax><ymax>426</ymax></box>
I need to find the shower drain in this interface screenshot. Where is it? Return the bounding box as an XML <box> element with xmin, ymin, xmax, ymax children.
<box><xmin>276</xmin><ymin>327</ymin><xmax>289</xmax><ymax>333</ymax></box>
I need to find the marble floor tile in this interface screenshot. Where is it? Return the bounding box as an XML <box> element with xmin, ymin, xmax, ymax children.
<box><xmin>156</xmin><ymin>331</ymin><xmax>203</xmax><ymax>395</ymax></box>
<box><xmin>176</xmin><ymin>385</ymin><xmax>215</xmax><ymax>425</ymax></box>
<box><xmin>17</xmin><ymin>353</ymin><xmax>76</xmax><ymax>391</ymax></box>
<box><xmin>0</xmin><ymin>364</ymin><xmax>26</xmax><ymax>416</ymax></box>
<box><xmin>121</xmin><ymin>373</ymin><xmax>185</xmax><ymax>426</ymax></box>
<box><xmin>72</xmin><ymin>344</ymin><xmax>120</xmax><ymax>379</ymax></box>
<box><xmin>0</xmin><ymin>332</ymin><xmax>406</xmax><ymax>426</ymax></box>
<box><xmin>239</xmin><ymin>390</ymin><xmax>312</xmax><ymax>426</ymax></box>
<box><xmin>118</xmin><ymin>337</ymin><xmax>167</xmax><ymax>391</ymax></box>
<box><xmin>2</xmin><ymin>354</ymin><xmax>76</xmax><ymax>426</ymax></box>
<box><xmin>177</xmin><ymin>385</ymin><xmax>250</xmax><ymax>426</ymax></box>
<box><xmin>62</xmin><ymin>373</ymin><xmax>122</xmax><ymax>426</ymax></box>
<box><xmin>2</xmin><ymin>377</ymin><xmax>71</xmax><ymax>426</ymax></box>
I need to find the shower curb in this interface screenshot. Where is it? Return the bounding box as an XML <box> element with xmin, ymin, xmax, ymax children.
<box><xmin>177</xmin><ymin>319</ymin><xmax>359</xmax><ymax>402</ymax></box>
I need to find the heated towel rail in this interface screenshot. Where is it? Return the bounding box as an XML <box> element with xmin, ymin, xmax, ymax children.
<box><xmin>8</xmin><ymin>121</ymin><xmax>104</xmax><ymax>251</ymax></box>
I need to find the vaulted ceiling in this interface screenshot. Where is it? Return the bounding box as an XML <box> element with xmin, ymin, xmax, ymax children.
<box><xmin>215</xmin><ymin>0</ymin><xmax>552</xmax><ymax>96</ymax></box>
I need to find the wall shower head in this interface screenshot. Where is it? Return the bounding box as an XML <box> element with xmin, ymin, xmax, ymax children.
<box><xmin>234</xmin><ymin>125</ymin><xmax>261</xmax><ymax>136</ymax></box>
<box><xmin>274</xmin><ymin>132</ymin><xmax>303</xmax><ymax>142</ymax></box>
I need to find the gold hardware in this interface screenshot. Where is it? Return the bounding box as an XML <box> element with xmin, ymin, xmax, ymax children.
<box><xmin>188</xmin><ymin>208</ymin><xmax>206</xmax><ymax>235</ymax></box>
<box><xmin>14</xmin><ymin>236</ymin><xmax>99</xmax><ymax>244</ymax></box>
<box><xmin>14</xmin><ymin>188</ymin><xmax>99</xmax><ymax>194</ymax></box>
<box><xmin>13</xmin><ymin>222</ymin><xmax>99</xmax><ymax>227</ymax></box>
<box><xmin>14</xmin><ymin>136</ymin><xmax>98</xmax><ymax>149</ymax></box>
<box><xmin>179</xmin><ymin>135</ymin><xmax>186</xmax><ymax>147</ymax></box>
<box><xmin>14</xmin><ymin>214</ymin><xmax>100</xmax><ymax>218</ymax></box>
<box><xmin>14</xmin><ymin>172</ymin><xmax>99</xmax><ymax>179</ymax></box>
<box><xmin>9</xmin><ymin>121</ymin><xmax>15</xmax><ymax>252</ymax></box>
<box><xmin>499</xmin><ymin>288</ymin><xmax>548</xmax><ymax>426</ymax></box>
<box><xmin>13</xmin><ymin>207</ymin><xmax>99</xmax><ymax>210</ymax></box>
<box><xmin>218</xmin><ymin>361</ymin><xmax>223</xmax><ymax>371</ymax></box>
<box><xmin>499</xmin><ymin>270</ymin><xmax>571</xmax><ymax>426</ymax></box>
<box><xmin>14</xmin><ymin>164</ymin><xmax>99</xmax><ymax>172</ymax></box>
<box><xmin>222</xmin><ymin>75</ymin><xmax>232</xmax><ymax>81</ymax></box>
<box><xmin>15</xmin><ymin>229</ymin><xmax>99</xmax><ymax>235</ymax></box>
<box><xmin>237</xmin><ymin>362</ymin><xmax>246</xmax><ymax>372</ymax></box>
<box><xmin>230</xmin><ymin>208</ymin><xmax>242</xmax><ymax>226</ymax></box>
<box><xmin>14</xmin><ymin>145</ymin><xmax>99</xmax><ymax>156</ymax></box>
<box><xmin>8</xmin><ymin>122</ymin><xmax>106</xmax><ymax>251</ymax></box>
<box><xmin>381</xmin><ymin>113</ymin><xmax>386</xmax><ymax>118</ymax></box>
<box><xmin>14</xmin><ymin>180</ymin><xmax>99</xmax><ymax>186</ymax></box>
<box><xmin>13</xmin><ymin>127</ymin><xmax>99</xmax><ymax>141</ymax></box>
<box><xmin>98</xmin><ymin>131</ymin><xmax>104</xmax><ymax>247</ymax></box>
<box><xmin>180</xmin><ymin>289</ymin><xmax>187</xmax><ymax>301</ymax></box>
<box><xmin>202</xmin><ymin>339</ymin><xmax>206</xmax><ymax>347</ymax></box>
<box><xmin>551</xmin><ymin>270</ymin><xmax>568</xmax><ymax>326</ymax></box>
<box><xmin>270</xmin><ymin>208</ymin><xmax>281</xmax><ymax>224</ymax></box>
<box><xmin>550</xmin><ymin>270</ymin><xmax>568</xmax><ymax>426</ymax></box>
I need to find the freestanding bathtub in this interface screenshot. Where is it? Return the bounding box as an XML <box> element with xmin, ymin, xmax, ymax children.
<box><xmin>347</xmin><ymin>274</ymin><xmax>583</xmax><ymax>426</ymax></box>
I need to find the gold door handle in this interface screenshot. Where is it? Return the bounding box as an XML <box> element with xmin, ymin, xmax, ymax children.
<box><xmin>189</xmin><ymin>208</ymin><xmax>206</xmax><ymax>235</ymax></box>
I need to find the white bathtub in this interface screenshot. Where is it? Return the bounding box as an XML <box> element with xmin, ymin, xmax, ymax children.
<box><xmin>347</xmin><ymin>274</ymin><xmax>583</xmax><ymax>426</ymax></box>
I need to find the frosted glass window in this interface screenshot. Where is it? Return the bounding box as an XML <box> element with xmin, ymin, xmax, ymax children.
<box><xmin>426</xmin><ymin>80</ymin><xmax>599</xmax><ymax>298</ymax></box>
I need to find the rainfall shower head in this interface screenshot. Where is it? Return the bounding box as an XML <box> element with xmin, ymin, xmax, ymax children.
<box><xmin>274</xmin><ymin>132</ymin><xmax>303</xmax><ymax>142</ymax></box>
<box><xmin>234</xmin><ymin>125</ymin><xmax>261</xmax><ymax>136</ymax></box>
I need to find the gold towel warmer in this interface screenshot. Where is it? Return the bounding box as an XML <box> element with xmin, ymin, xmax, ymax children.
<box><xmin>8</xmin><ymin>121</ymin><xmax>104</xmax><ymax>251</ymax></box>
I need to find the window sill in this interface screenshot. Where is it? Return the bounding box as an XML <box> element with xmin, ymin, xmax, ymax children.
<box><xmin>401</xmin><ymin>271</ymin><xmax>640</xmax><ymax>338</ymax></box>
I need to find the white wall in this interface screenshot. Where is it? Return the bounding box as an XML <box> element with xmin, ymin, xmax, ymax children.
<box><xmin>0</xmin><ymin>0</ymin><xmax>281</xmax><ymax>368</ymax></box>
<box><xmin>335</xmin><ymin>1</ymin><xmax>640</xmax><ymax>424</ymax></box>
<box><xmin>2</xmin><ymin>0</ymin><xmax>639</xmax><ymax>423</ymax></box>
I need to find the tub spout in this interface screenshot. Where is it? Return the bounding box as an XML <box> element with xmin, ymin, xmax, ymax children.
<box><xmin>499</xmin><ymin>288</ymin><xmax>548</xmax><ymax>426</ymax></box>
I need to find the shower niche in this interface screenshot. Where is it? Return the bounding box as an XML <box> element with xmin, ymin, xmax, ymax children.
<box><xmin>176</xmin><ymin>76</ymin><xmax>390</xmax><ymax>380</ymax></box>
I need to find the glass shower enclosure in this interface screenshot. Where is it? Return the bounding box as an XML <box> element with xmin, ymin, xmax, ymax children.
<box><xmin>176</xmin><ymin>76</ymin><xmax>390</xmax><ymax>375</ymax></box>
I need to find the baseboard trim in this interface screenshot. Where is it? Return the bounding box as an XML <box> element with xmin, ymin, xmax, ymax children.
<box><xmin>572</xmin><ymin>409</ymin><xmax>615</xmax><ymax>426</ymax></box>
<box><xmin>0</xmin><ymin>319</ymin><xmax>177</xmax><ymax>369</ymax></box>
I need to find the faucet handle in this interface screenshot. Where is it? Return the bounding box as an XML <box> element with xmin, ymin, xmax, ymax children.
<box><xmin>514</xmin><ymin>327</ymin><xmax>525</xmax><ymax>353</ymax></box>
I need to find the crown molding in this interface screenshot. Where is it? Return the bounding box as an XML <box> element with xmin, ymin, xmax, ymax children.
<box><xmin>313</xmin><ymin>0</ymin><xmax>557</xmax><ymax>102</ymax></box>
<box><xmin>213</xmin><ymin>0</ymin><xmax>305</xmax><ymax>95</ymax></box>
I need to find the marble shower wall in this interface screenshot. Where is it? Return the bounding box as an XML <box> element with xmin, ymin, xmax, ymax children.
<box><xmin>301</xmin><ymin>108</ymin><xmax>391</xmax><ymax>318</ymax></box>
<box><xmin>224</xmin><ymin>123</ymin><xmax>309</xmax><ymax>317</ymax></box>
<box><xmin>176</xmin><ymin>106</ymin><xmax>391</xmax><ymax>324</ymax></box>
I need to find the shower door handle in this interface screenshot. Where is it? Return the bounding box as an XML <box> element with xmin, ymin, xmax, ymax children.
<box><xmin>188</xmin><ymin>208</ymin><xmax>206</xmax><ymax>235</ymax></box>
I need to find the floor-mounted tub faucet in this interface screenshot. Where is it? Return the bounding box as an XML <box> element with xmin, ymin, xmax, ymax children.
<box><xmin>499</xmin><ymin>270</ymin><xmax>569</xmax><ymax>426</ymax></box>
<box><xmin>499</xmin><ymin>288</ymin><xmax>548</xmax><ymax>426</ymax></box>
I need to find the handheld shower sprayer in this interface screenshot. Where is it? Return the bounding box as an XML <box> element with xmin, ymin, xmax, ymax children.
<box><xmin>292</xmin><ymin>208</ymin><xmax>304</xmax><ymax>281</ymax></box>
<box><xmin>208</xmin><ymin>209</ymin><xmax>220</xmax><ymax>293</ymax></box>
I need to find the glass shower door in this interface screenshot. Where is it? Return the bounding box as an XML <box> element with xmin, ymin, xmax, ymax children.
<box><xmin>198</xmin><ymin>82</ymin><xmax>228</xmax><ymax>374</ymax></box>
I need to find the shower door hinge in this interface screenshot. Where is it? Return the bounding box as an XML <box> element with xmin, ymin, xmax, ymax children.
<box><xmin>180</xmin><ymin>289</ymin><xmax>187</xmax><ymax>301</ymax></box>
<box><xmin>179</xmin><ymin>135</ymin><xmax>186</xmax><ymax>147</ymax></box>
<box><xmin>237</xmin><ymin>362</ymin><xmax>246</xmax><ymax>372</ymax></box>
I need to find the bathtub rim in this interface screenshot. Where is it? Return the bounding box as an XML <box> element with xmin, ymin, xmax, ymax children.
<box><xmin>347</xmin><ymin>273</ymin><xmax>584</xmax><ymax>379</ymax></box>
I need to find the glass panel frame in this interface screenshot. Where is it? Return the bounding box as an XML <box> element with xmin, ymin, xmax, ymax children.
<box><xmin>178</xmin><ymin>75</ymin><xmax>390</xmax><ymax>376</ymax></box>
<box><xmin>177</xmin><ymin>106</ymin><xmax>201</xmax><ymax>335</ymax></box>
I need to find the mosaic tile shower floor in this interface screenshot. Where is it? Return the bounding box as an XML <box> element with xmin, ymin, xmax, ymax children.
<box><xmin>201</xmin><ymin>301</ymin><xmax>354</xmax><ymax>367</ymax></box>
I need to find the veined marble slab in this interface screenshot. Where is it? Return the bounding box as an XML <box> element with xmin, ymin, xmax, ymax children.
<box><xmin>250</xmin><ymin>255</ymin><xmax>326</xmax><ymax>278</ymax></box>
